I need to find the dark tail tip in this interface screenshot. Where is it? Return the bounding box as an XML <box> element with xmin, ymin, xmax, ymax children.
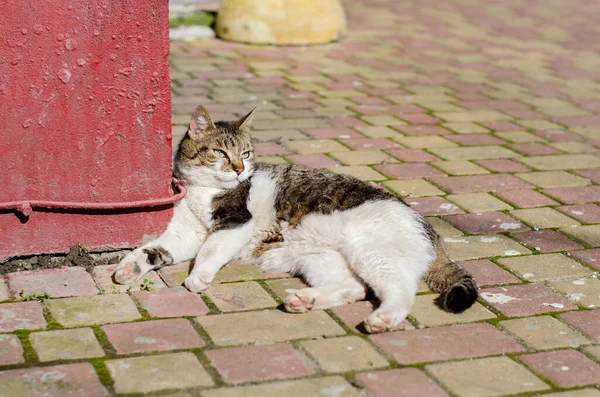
<box><xmin>434</xmin><ymin>275</ymin><xmax>478</xmax><ymax>314</ymax></box>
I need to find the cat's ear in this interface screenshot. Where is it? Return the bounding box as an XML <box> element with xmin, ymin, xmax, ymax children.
<box><xmin>235</xmin><ymin>108</ymin><xmax>256</xmax><ymax>130</ymax></box>
<box><xmin>188</xmin><ymin>105</ymin><xmax>215</xmax><ymax>140</ymax></box>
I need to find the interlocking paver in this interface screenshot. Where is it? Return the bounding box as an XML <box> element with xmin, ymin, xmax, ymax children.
<box><xmin>431</xmin><ymin>160</ymin><xmax>490</xmax><ymax>176</ymax></box>
<box><xmin>0</xmin><ymin>277</ymin><xmax>10</xmax><ymax>302</ymax></box>
<box><xmin>440</xmin><ymin>235</ymin><xmax>530</xmax><ymax>261</ymax></box>
<box><xmin>445</xmin><ymin>212</ymin><xmax>527</xmax><ymax>234</ymax></box>
<box><xmin>301</xmin><ymin>336</ymin><xmax>389</xmax><ymax>372</ymax></box>
<box><xmin>426</xmin><ymin>217</ymin><xmax>463</xmax><ymax>238</ymax></box>
<box><xmin>30</xmin><ymin>328</ymin><xmax>104</xmax><ymax>362</ymax></box>
<box><xmin>494</xmin><ymin>189</ymin><xmax>559</xmax><ymax>208</ymax></box>
<box><xmin>47</xmin><ymin>294</ymin><xmax>141</xmax><ymax>327</ymax></box>
<box><xmin>561</xmin><ymin>310</ymin><xmax>600</xmax><ymax>341</ymax></box>
<box><xmin>511</xmin><ymin>207</ymin><xmax>580</xmax><ymax>229</ymax></box>
<box><xmin>102</xmin><ymin>318</ymin><xmax>204</xmax><ymax>354</ymax></box>
<box><xmin>543</xmin><ymin>186</ymin><xmax>600</xmax><ymax>204</ymax></box>
<box><xmin>446</xmin><ymin>193</ymin><xmax>513</xmax><ymax>213</ymax></box>
<box><xmin>520</xmin><ymin>154</ymin><xmax>600</xmax><ymax>170</ymax></box>
<box><xmin>106</xmin><ymin>352</ymin><xmax>213</xmax><ymax>394</ymax></box>
<box><xmin>0</xmin><ymin>334</ymin><xmax>24</xmax><ymax>365</ymax></box>
<box><xmin>328</xmin><ymin>165</ymin><xmax>387</xmax><ymax>181</ymax></box>
<box><xmin>330</xmin><ymin>150</ymin><xmax>397</xmax><ymax>165</ymax></box>
<box><xmin>549</xmin><ymin>278</ymin><xmax>600</xmax><ymax>308</ymax></box>
<box><xmin>331</xmin><ymin>301</ymin><xmax>414</xmax><ymax>332</ymax></box>
<box><xmin>557</xmin><ymin>204</ymin><xmax>600</xmax><ymax>223</ymax></box>
<box><xmin>264</xmin><ymin>278</ymin><xmax>308</xmax><ymax>301</ymax></box>
<box><xmin>499</xmin><ymin>316</ymin><xmax>592</xmax><ymax>350</ymax></box>
<box><xmin>429</xmin><ymin>146</ymin><xmax>518</xmax><ymax>161</ymax></box>
<box><xmin>285</xmin><ymin>139</ymin><xmax>350</xmax><ymax>154</ymax></box>
<box><xmin>7</xmin><ymin>267</ymin><xmax>98</xmax><ymax>298</ymax></box>
<box><xmin>426</xmin><ymin>356</ymin><xmax>549</xmax><ymax>397</ymax></box>
<box><xmin>430</xmin><ymin>174</ymin><xmax>533</xmax><ymax>193</ymax></box>
<box><xmin>516</xmin><ymin>171</ymin><xmax>591</xmax><ymax>188</ymax></box>
<box><xmin>475</xmin><ymin>159</ymin><xmax>531</xmax><ymax>173</ymax></box>
<box><xmin>561</xmin><ymin>225</ymin><xmax>600</xmax><ymax>246</ymax></box>
<box><xmin>287</xmin><ymin>153</ymin><xmax>339</xmax><ymax>168</ymax></box>
<box><xmin>411</xmin><ymin>295</ymin><xmax>496</xmax><ymax>326</ymax></box>
<box><xmin>407</xmin><ymin>197</ymin><xmax>464</xmax><ymax>216</ymax></box>
<box><xmin>520</xmin><ymin>350</ymin><xmax>600</xmax><ymax>388</ymax></box>
<box><xmin>205</xmin><ymin>281</ymin><xmax>278</xmax><ymax>312</ymax></box>
<box><xmin>480</xmin><ymin>284</ymin><xmax>577</xmax><ymax>317</ymax></box>
<box><xmin>570</xmin><ymin>249</ymin><xmax>600</xmax><ymax>271</ymax></box>
<box><xmin>133</xmin><ymin>286</ymin><xmax>210</xmax><ymax>317</ymax></box>
<box><xmin>384</xmin><ymin>179</ymin><xmax>444</xmax><ymax>197</ymax></box>
<box><xmin>496</xmin><ymin>253</ymin><xmax>592</xmax><ymax>281</ymax></box>
<box><xmin>92</xmin><ymin>264</ymin><xmax>166</xmax><ymax>294</ymax></box>
<box><xmin>457</xmin><ymin>259</ymin><xmax>520</xmax><ymax>286</ymax></box>
<box><xmin>206</xmin><ymin>343</ymin><xmax>313</xmax><ymax>384</ymax></box>
<box><xmin>511</xmin><ymin>230</ymin><xmax>584</xmax><ymax>252</ymax></box>
<box><xmin>0</xmin><ymin>363</ymin><xmax>107</xmax><ymax>397</ymax></box>
<box><xmin>0</xmin><ymin>301</ymin><xmax>46</xmax><ymax>332</ymax></box>
<box><xmin>374</xmin><ymin>163</ymin><xmax>446</xmax><ymax>179</ymax></box>
<box><xmin>356</xmin><ymin>368</ymin><xmax>450</xmax><ymax>397</ymax></box>
<box><xmin>542</xmin><ymin>390</ymin><xmax>600</xmax><ymax>397</ymax></box>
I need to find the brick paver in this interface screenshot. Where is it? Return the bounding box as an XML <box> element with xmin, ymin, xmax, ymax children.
<box><xmin>2</xmin><ymin>0</ymin><xmax>600</xmax><ymax>395</ymax></box>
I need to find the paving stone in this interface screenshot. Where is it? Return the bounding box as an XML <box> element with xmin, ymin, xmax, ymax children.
<box><xmin>475</xmin><ymin>159</ymin><xmax>532</xmax><ymax>172</ymax></box>
<box><xmin>300</xmin><ymin>336</ymin><xmax>389</xmax><ymax>372</ymax></box>
<box><xmin>426</xmin><ymin>217</ymin><xmax>463</xmax><ymax>238</ymax></box>
<box><xmin>431</xmin><ymin>160</ymin><xmax>490</xmax><ymax>175</ymax></box>
<box><xmin>158</xmin><ymin>262</ymin><xmax>192</xmax><ymax>286</ymax></box>
<box><xmin>447</xmin><ymin>193</ymin><xmax>513</xmax><ymax>213</ymax></box>
<box><xmin>395</xmin><ymin>125</ymin><xmax>452</xmax><ymax>136</ymax></box>
<box><xmin>384</xmin><ymin>179</ymin><xmax>444</xmax><ymax>197</ymax></box>
<box><xmin>257</xmin><ymin>156</ymin><xmax>288</xmax><ymax>164</ymax></box>
<box><xmin>251</xmin><ymin>129</ymin><xmax>307</xmax><ymax>141</ymax></box>
<box><xmin>575</xmin><ymin>169</ymin><xmax>600</xmax><ymax>183</ymax></box>
<box><xmin>134</xmin><ymin>286</ymin><xmax>210</xmax><ymax>317</ymax></box>
<box><xmin>30</xmin><ymin>328</ymin><xmax>104</xmax><ymax>362</ymax></box>
<box><xmin>102</xmin><ymin>318</ymin><xmax>204</xmax><ymax>354</ymax></box>
<box><xmin>201</xmin><ymin>376</ymin><xmax>362</xmax><ymax>397</ymax></box>
<box><xmin>328</xmin><ymin>165</ymin><xmax>387</xmax><ymax>181</ymax></box>
<box><xmin>106</xmin><ymin>352</ymin><xmax>213</xmax><ymax>393</ymax></box>
<box><xmin>585</xmin><ymin>346</ymin><xmax>600</xmax><ymax>361</ymax></box>
<box><xmin>457</xmin><ymin>259</ymin><xmax>520</xmax><ymax>286</ymax></box>
<box><xmin>395</xmin><ymin>135</ymin><xmax>458</xmax><ymax>148</ymax></box>
<box><xmin>429</xmin><ymin>146</ymin><xmax>518</xmax><ymax>161</ymax></box>
<box><xmin>441</xmin><ymin>235</ymin><xmax>530</xmax><ymax>261</ymax></box>
<box><xmin>47</xmin><ymin>294</ymin><xmax>141</xmax><ymax>327</ymax></box>
<box><xmin>511</xmin><ymin>230</ymin><xmax>584</xmax><ymax>252</ymax></box>
<box><xmin>264</xmin><ymin>278</ymin><xmax>308</xmax><ymax>300</ymax></box>
<box><xmin>195</xmin><ymin>310</ymin><xmax>345</xmax><ymax>346</ymax></box>
<box><xmin>445</xmin><ymin>212</ymin><xmax>527</xmax><ymax>234</ymax></box>
<box><xmin>206</xmin><ymin>343</ymin><xmax>313</xmax><ymax>384</ymax></box>
<box><xmin>496</xmin><ymin>131</ymin><xmax>547</xmax><ymax>143</ymax></box>
<box><xmin>480</xmin><ymin>284</ymin><xmax>577</xmax><ymax>316</ymax></box>
<box><xmin>516</xmin><ymin>171</ymin><xmax>591</xmax><ymax>188</ymax></box>
<box><xmin>361</xmin><ymin>115</ymin><xmax>407</xmax><ymax>126</ymax></box>
<box><xmin>0</xmin><ymin>277</ymin><xmax>11</xmax><ymax>301</ymax></box>
<box><xmin>511</xmin><ymin>207</ymin><xmax>580</xmax><ymax>229</ymax></box>
<box><xmin>508</xmin><ymin>143</ymin><xmax>560</xmax><ymax>155</ymax></box>
<box><xmin>285</xmin><ymin>139</ymin><xmax>350</xmax><ymax>154</ymax></box>
<box><xmin>544</xmin><ymin>186</ymin><xmax>600</xmax><ymax>204</ymax></box>
<box><xmin>497</xmin><ymin>253</ymin><xmax>592</xmax><ymax>281</ymax></box>
<box><xmin>354</xmin><ymin>125</ymin><xmax>403</xmax><ymax>138</ymax></box>
<box><xmin>561</xmin><ymin>225</ymin><xmax>600</xmax><ymax>246</ymax></box>
<box><xmin>520</xmin><ymin>154</ymin><xmax>600</xmax><ymax>170</ymax></box>
<box><xmin>0</xmin><ymin>301</ymin><xmax>46</xmax><ymax>332</ymax></box>
<box><xmin>549</xmin><ymin>278</ymin><xmax>600</xmax><ymax>308</ymax></box>
<box><xmin>0</xmin><ymin>363</ymin><xmax>107</xmax><ymax>397</ymax></box>
<box><xmin>0</xmin><ymin>334</ymin><xmax>24</xmax><ymax>365</ymax></box>
<box><xmin>343</xmin><ymin>138</ymin><xmax>400</xmax><ymax>151</ymax></box>
<box><xmin>499</xmin><ymin>316</ymin><xmax>593</xmax><ymax>350</ymax></box>
<box><xmin>495</xmin><ymin>189</ymin><xmax>559</xmax><ymax>208</ymax></box>
<box><xmin>205</xmin><ymin>281</ymin><xmax>278</xmax><ymax>312</ymax></box>
<box><xmin>386</xmin><ymin>148</ymin><xmax>438</xmax><ymax>162</ymax></box>
<box><xmin>570</xmin><ymin>249</ymin><xmax>600</xmax><ymax>271</ymax></box>
<box><xmin>374</xmin><ymin>163</ymin><xmax>446</xmax><ymax>179</ymax></box>
<box><xmin>517</xmin><ymin>119</ymin><xmax>564</xmax><ymax>129</ymax></box>
<box><xmin>406</xmin><ymin>197</ymin><xmax>465</xmax><ymax>216</ymax></box>
<box><xmin>426</xmin><ymin>356</ymin><xmax>549</xmax><ymax>397</ymax></box>
<box><xmin>92</xmin><ymin>264</ymin><xmax>166</xmax><ymax>294</ymax></box>
<box><xmin>520</xmin><ymin>350</ymin><xmax>600</xmax><ymax>388</ymax></box>
<box><xmin>7</xmin><ymin>267</ymin><xmax>98</xmax><ymax>298</ymax></box>
<box><xmin>331</xmin><ymin>301</ymin><xmax>414</xmax><ymax>332</ymax></box>
<box><xmin>303</xmin><ymin>127</ymin><xmax>362</xmax><ymax>139</ymax></box>
<box><xmin>411</xmin><ymin>294</ymin><xmax>496</xmax><ymax>326</ymax></box>
<box><xmin>430</xmin><ymin>174</ymin><xmax>533</xmax><ymax>193</ymax></box>
<box><xmin>356</xmin><ymin>368</ymin><xmax>449</xmax><ymax>397</ymax></box>
<box><xmin>213</xmin><ymin>261</ymin><xmax>282</xmax><ymax>283</ymax></box>
<box><xmin>443</xmin><ymin>123</ymin><xmax>491</xmax><ymax>134</ymax></box>
<box><xmin>371</xmin><ymin>323</ymin><xmax>523</xmax><ymax>364</ymax></box>
<box><xmin>561</xmin><ymin>310</ymin><xmax>600</xmax><ymax>341</ymax></box>
<box><xmin>558</xmin><ymin>204</ymin><xmax>600</xmax><ymax>224</ymax></box>
<box><xmin>286</xmin><ymin>153</ymin><xmax>338</xmax><ymax>168</ymax></box>
<box><xmin>542</xmin><ymin>389</ymin><xmax>600</xmax><ymax>397</ymax></box>
<box><xmin>330</xmin><ymin>150</ymin><xmax>397</xmax><ymax>165</ymax></box>
<box><xmin>436</xmin><ymin>110</ymin><xmax>512</xmax><ymax>122</ymax></box>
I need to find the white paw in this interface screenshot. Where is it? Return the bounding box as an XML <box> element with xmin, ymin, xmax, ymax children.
<box><xmin>184</xmin><ymin>274</ymin><xmax>211</xmax><ymax>293</ymax></box>
<box><xmin>113</xmin><ymin>252</ymin><xmax>146</xmax><ymax>285</ymax></box>
<box><xmin>364</xmin><ymin>311</ymin><xmax>393</xmax><ymax>334</ymax></box>
<box><xmin>283</xmin><ymin>288</ymin><xmax>319</xmax><ymax>313</ymax></box>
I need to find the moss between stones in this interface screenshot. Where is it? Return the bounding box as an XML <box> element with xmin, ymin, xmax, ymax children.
<box><xmin>170</xmin><ymin>11</ymin><xmax>215</xmax><ymax>29</ymax></box>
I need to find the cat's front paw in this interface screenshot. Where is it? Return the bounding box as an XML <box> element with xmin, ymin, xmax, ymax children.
<box><xmin>184</xmin><ymin>274</ymin><xmax>211</xmax><ymax>293</ymax></box>
<box><xmin>113</xmin><ymin>253</ymin><xmax>145</xmax><ymax>285</ymax></box>
<box><xmin>364</xmin><ymin>310</ymin><xmax>407</xmax><ymax>334</ymax></box>
<box><xmin>283</xmin><ymin>288</ymin><xmax>318</xmax><ymax>313</ymax></box>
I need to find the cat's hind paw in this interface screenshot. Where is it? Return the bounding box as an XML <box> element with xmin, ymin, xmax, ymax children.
<box><xmin>184</xmin><ymin>274</ymin><xmax>211</xmax><ymax>293</ymax></box>
<box><xmin>283</xmin><ymin>288</ymin><xmax>318</xmax><ymax>313</ymax></box>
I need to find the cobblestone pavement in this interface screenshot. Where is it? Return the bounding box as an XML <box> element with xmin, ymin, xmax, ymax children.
<box><xmin>2</xmin><ymin>0</ymin><xmax>600</xmax><ymax>396</ymax></box>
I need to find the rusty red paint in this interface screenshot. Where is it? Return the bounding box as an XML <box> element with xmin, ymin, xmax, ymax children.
<box><xmin>0</xmin><ymin>0</ymin><xmax>173</xmax><ymax>261</ymax></box>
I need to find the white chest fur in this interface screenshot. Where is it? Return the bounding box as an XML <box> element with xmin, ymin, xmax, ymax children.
<box><xmin>185</xmin><ymin>186</ymin><xmax>223</xmax><ymax>229</ymax></box>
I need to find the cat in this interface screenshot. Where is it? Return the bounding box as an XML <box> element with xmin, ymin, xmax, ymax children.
<box><xmin>113</xmin><ymin>105</ymin><xmax>477</xmax><ymax>333</ymax></box>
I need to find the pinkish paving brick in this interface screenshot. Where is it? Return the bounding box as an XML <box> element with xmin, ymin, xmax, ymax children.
<box><xmin>445</xmin><ymin>212</ymin><xmax>528</xmax><ymax>234</ymax></box>
<box><xmin>570</xmin><ymin>249</ymin><xmax>600</xmax><ymax>271</ymax></box>
<box><xmin>475</xmin><ymin>159</ymin><xmax>531</xmax><ymax>173</ymax></box>
<box><xmin>343</xmin><ymin>138</ymin><xmax>400</xmax><ymax>150</ymax></box>
<box><xmin>7</xmin><ymin>267</ymin><xmax>98</xmax><ymax>298</ymax></box>
<box><xmin>503</xmin><ymin>109</ymin><xmax>544</xmax><ymax>119</ymax></box>
<box><xmin>205</xmin><ymin>343</ymin><xmax>313</xmax><ymax>384</ymax></box>
<box><xmin>287</xmin><ymin>153</ymin><xmax>338</xmax><ymax>168</ymax></box>
<box><xmin>278</xmin><ymin>100</ymin><xmax>317</xmax><ymax>109</ymax></box>
<box><xmin>102</xmin><ymin>318</ymin><xmax>204</xmax><ymax>354</ymax></box>
<box><xmin>329</xmin><ymin>115</ymin><xmax>367</xmax><ymax>127</ymax></box>
<box><xmin>276</xmin><ymin>109</ymin><xmax>318</xmax><ymax>118</ymax></box>
<box><xmin>253</xmin><ymin>142</ymin><xmax>290</xmax><ymax>156</ymax></box>
<box><xmin>557</xmin><ymin>204</ymin><xmax>600</xmax><ymax>223</ymax></box>
<box><xmin>397</xmin><ymin>114</ymin><xmax>439</xmax><ymax>124</ymax></box>
<box><xmin>508</xmin><ymin>143</ymin><xmax>560</xmax><ymax>155</ymax></box>
<box><xmin>331</xmin><ymin>301</ymin><xmax>414</xmax><ymax>332</ymax></box>
<box><xmin>561</xmin><ymin>310</ymin><xmax>600</xmax><ymax>341</ymax></box>
<box><xmin>361</xmin><ymin>87</ymin><xmax>409</xmax><ymax>96</ymax></box>
<box><xmin>370</xmin><ymin>323</ymin><xmax>523</xmax><ymax>364</ymax></box>
<box><xmin>430</xmin><ymin>174</ymin><xmax>533</xmax><ymax>194</ymax></box>
<box><xmin>303</xmin><ymin>127</ymin><xmax>362</xmax><ymax>139</ymax></box>
<box><xmin>457</xmin><ymin>259</ymin><xmax>520</xmax><ymax>286</ymax></box>
<box><xmin>554</xmin><ymin>115</ymin><xmax>600</xmax><ymax>127</ymax></box>
<box><xmin>534</xmin><ymin>130</ymin><xmax>584</xmax><ymax>141</ymax></box>
<box><xmin>375</xmin><ymin>163</ymin><xmax>446</xmax><ymax>179</ymax></box>
<box><xmin>395</xmin><ymin>125</ymin><xmax>452</xmax><ymax>135</ymax></box>
<box><xmin>520</xmin><ymin>350</ymin><xmax>600</xmax><ymax>388</ymax></box>
<box><xmin>543</xmin><ymin>186</ymin><xmax>600</xmax><ymax>204</ymax></box>
<box><xmin>460</xmin><ymin>100</ymin><xmax>528</xmax><ymax>111</ymax></box>
<box><xmin>574</xmin><ymin>169</ymin><xmax>600</xmax><ymax>183</ymax></box>
<box><xmin>356</xmin><ymin>368</ymin><xmax>449</xmax><ymax>397</ymax></box>
<box><xmin>446</xmin><ymin>134</ymin><xmax>503</xmax><ymax>146</ymax></box>
<box><xmin>494</xmin><ymin>189</ymin><xmax>559</xmax><ymax>208</ymax></box>
<box><xmin>386</xmin><ymin>148</ymin><xmax>438</xmax><ymax>162</ymax></box>
<box><xmin>0</xmin><ymin>334</ymin><xmax>24</xmax><ymax>365</ymax></box>
<box><xmin>134</xmin><ymin>286</ymin><xmax>210</xmax><ymax>318</ymax></box>
<box><xmin>479</xmin><ymin>120</ymin><xmax>524</xmax><ymax>131</ymax></box>
<box><xmin>0</xmin><ymin>302</ymin><xmax>46</xmax><ymax>332</ymax></box>
<box><xmin>480</xmin><ymin>284</ymin><xmax>576</xmax><ymax>317</ymax></box>
<box><xmin>406</xmin><ymin>197</ymin><xmax>464</xmax><ymax>216</ymax></box>
<box><xmin>511</xmin><ymin>230</ymin><xmax>583</xmax><ymax>252</ymax></box>
<box><xmin>350</xmin><ymin>96</ymin><xmax>389</xmax><ymax>105</ymax></box>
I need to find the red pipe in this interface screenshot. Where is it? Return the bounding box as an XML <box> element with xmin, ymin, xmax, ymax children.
<box><xmin>0</xmin><ymin>178</ymin><xmax>187</xmax><ymax>217</ymax></box>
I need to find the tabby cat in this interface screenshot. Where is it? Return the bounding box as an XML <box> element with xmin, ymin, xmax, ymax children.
<box><xmin>113</xmin><ymin>105</ymin><xmax>477</xmax><ymax>333</ymax></box>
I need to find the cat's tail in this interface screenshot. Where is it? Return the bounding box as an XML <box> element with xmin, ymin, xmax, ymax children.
<box><xmin>423</xmin><ymin>243</ymin><xmax>478</xmax><ymax>314</ymax></box>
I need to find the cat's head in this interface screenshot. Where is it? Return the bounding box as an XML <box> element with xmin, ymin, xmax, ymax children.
<box><xmin>174</xmin><ymin>105</ymin><xmax>255</xmax><ymax>189</ymax></box>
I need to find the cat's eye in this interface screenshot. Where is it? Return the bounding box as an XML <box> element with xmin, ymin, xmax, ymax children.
<box><xmin>241</xmin><ymin>151</ymin><xmax>251</xmax><ymax>159</ymax></box>
<box><xmin>213</xmin><ymin>149</ymin><xmax>227</xmax><ymax>158</ymax></box>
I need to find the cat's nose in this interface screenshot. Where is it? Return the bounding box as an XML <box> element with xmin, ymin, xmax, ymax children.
<box><xmin>234</xmin><ymin>168</ymin><xmax>244</xmax><ymax>175</ymax></box>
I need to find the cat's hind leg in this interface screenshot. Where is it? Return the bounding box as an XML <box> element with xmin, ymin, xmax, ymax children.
<box><xmin>114</xmin><ymin>201</ymin><xmax>204</xmax><ymax>284</ymax></box>
<box><xmin>282</xmin><ymin>249</ymin><xmax>366</xmax><ymax>313</ymax></box>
